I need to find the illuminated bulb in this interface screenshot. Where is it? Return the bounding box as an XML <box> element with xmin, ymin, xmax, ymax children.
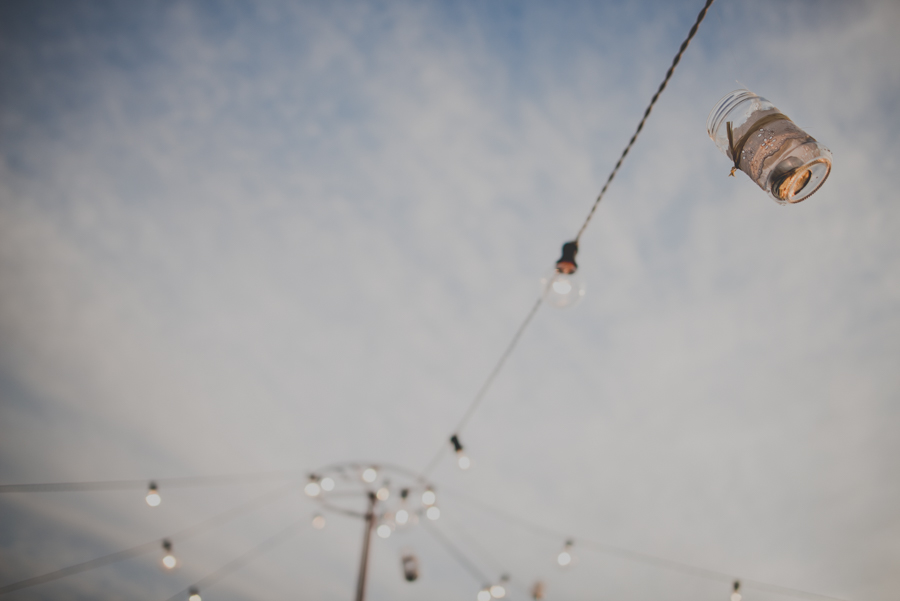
<box><xmin>426</xmin><ymin>506</ymin><xmax>441</xmax><ymax>520</ymax></box>
<box><xmin>312</xmin><ymin>514</ymin><xmax>326</xmax><ymax>529</ymax></box>
<box><xmin>557</xmin><ymin>540</ymin><xmax>574</xmax><ymax>567</ymax></box>
<box><xmin>146</xmin><ymin>482</ymin><xmax>161</xmax><ymax>507</ymax></box>
<box><xmin>161</xmin><ymin>540</ymin><xmax>176</xmax><ymax>569</ymax></box>
<box><xmin>376</xmin><ymin>486</ymin><xmax>390</xmax><ymax>501</ymax></box>
<box><xmin>731</xmin><ymin>580</ymin><xmax>742</xmax><ymax>601</ymax></box>
<box><xmin>450</xmin><ymin>434</ymin><xmax>471</xmax><ymax>470</ymax></box>
<box><xmin>320</xmin><ymin>477</ymin><xmax>335</xmax><ymax>492</ymax></box>
<box><xmin>377</xmin><ymin>524</ymin><xmax>392</xmax><ymax>539</ymax></box>
<box><xmin>362</xmin><ymin>467</ymin><xmax>378</xmax><ymax>483</ymax></box>
<box><xmin>422</xmin><ymin>489</ymin><xmax>436</xmax><ymax>506</ymax></box>
<box><xmin>540</xmin><ymin>241</ymin><xmax>586</xmax><ymax>309</ymax></box>
<box><xmin>490</xmin><ymin>584</ymin><xmax>506</xmax><ymax>598</ymax></box>
<box><xmin>477</xmin><ymin>589</ymin><xmax>492</xmax><ymax>601</ymax></box>
<box><xmin>304</xmin><ymin>480</ymin><xmax>321</xmax><ymax>497</ymax></box>
<box><xmin>188</xmin><ymin>587</ymin><xmax>201</xmax><ymax>601</ymax></box>
<box><xmin>395</xmin><ymin>509</ymin><xmax>409</xmax><ymax>525</ymax></box>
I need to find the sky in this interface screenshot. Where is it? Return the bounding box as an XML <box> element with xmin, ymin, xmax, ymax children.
<box><xmin>0</xmin><ymin>0</ymin><xmax>898</xmax><ymax>600</ymax></box>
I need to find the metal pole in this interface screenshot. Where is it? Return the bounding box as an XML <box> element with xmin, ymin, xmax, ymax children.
<box><xmin>354</xmin><ymin>492</ymin><xmax>377</xmax><ymax>601</ymax></box>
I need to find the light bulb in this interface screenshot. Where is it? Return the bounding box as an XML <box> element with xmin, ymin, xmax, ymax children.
<box><xmin>312</xmin><ymin>514</ymin><xmax>326</xmax><ymax>529</ymax></box>
<box><xmin>477</xmin><ymin>589</ymin><xmax>492</xmax><ymax>601</ymax></box>
<box><xmin>377</xmin><ymin>524</ymin><xmax>392</xmax><ymax>539</ymax></box>
<box><xmin>161</xmin><ymin>540</ymin><xmax>176</xmax><ymax>569</ymax></box>
<box><xmin>540</xmin><ymin>241</ymin><xmax>585</xmax><ymax>309</ymax></box>
<box><xmin>426</xmin><ymin>506</ymin><xmax>441</xmax><ymax>520</ymax></box>
<box><xmin>320</xmin><ymin>477</ymin><xmax>335</xmax><ymax>492</ymax></box>
<box><xmin>450</xmin><ymin>435</ymin><xmax>471</xmax><ymax>470</ymax></box>
<box><xmin>557</xmin><ymin>540</ymin><xmax>574</xmax><ymax>567</ymax></box>
<box><xmin>422</xmin><ymin>489</ymin><xmax>436</xmax><ymax>506</ymax></box>
<box><xmin>146</xmin><ymin>482</ymin><xmax>161</xmax><ymax>507</ymax></box>
<box><xmin>731</xmin><ymin>580</ymin><xmax>742</xmax><ymax>601</ymax></box>
<box><xmin>457</xmin><ymin>453</ymin><xmax>471</xmax><ymax>470</ymax></box>
<box><xmin>396</xmin><ymin>509</ymin><xmax>409</xmax><ymax>525</ymax></box>
<box><xmin>305</xmin><ymin>480</ymin><xmax>321</xmax><ymax>497</ymax></box>
<box><xmin>362</xmin><ymin>467</ymin><xmax>378</xmax><ymax>483</ymax></box>
<box><xmin>188</xmin><ymin>587</ymin><xmax>201</xmax><ymax>601</ymax></box>
<box><xmin>490</xmin><ymin>584</ymin><xmax>506</xmax><ymax>598</ymax></box>
<box><xmin>376</xmin><ymin>486</ymin><xmax>390</xmax><ymax>501</ymax></box>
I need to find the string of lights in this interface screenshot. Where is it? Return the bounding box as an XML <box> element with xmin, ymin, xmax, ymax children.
<box><xmin>0</xmin><ymin>470</ymin><xmax>300</xmax><ymax>494</ymax></box>
<box><xmin>0</xmin><ymin>2</ymin><xmax>846</xmax><ymax>599</ymax></box>
<box><xmin>441</xmin><ymin>486</ymin><xmax>849</xmax><ymax>601</ymax></box>
<box><xmin>162</xmin><ymin>518</ymin><xmax>306</xmax><ymax>601</ymax></box>
<box><xmin>420</xmin><ymin>0</ymin><xmax>717</xmax><ymax>479</ymax></box>
<box><xmin>0</xmin><ymin>482</ymin><xmax>298</xmax><ymax>596</ymax></box>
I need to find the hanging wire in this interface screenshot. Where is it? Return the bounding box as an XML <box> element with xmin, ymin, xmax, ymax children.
<box><xmin>421</xmin><ymin>518</ymin><xmax>492</xmax><ymax>587</ymax></box>
<box><xmin>419</xmin><ymin>0</ymin><xmax>717</xmax><ymax>478</ymax></box>
<box><xmin>573</xmin><ymin>0</ymin><xmax>716</xmax><ymax>243</ymax></box>
<box><xmin>420</xmin><ymin>296</ymin><xmax>544</xmax><ymax>478</ymax></box>
<box><xmin>162</xmin><ymin>517</ymin><xmax>306</xmax><ymax>601</ymax></box>
<box><xmin>441</xmin><ymin>487</ymin><xmax>850</xmax><ymax>601</ymax></box>
<box><xmin>0</xmin><ymin>470</ymin><xmax>301</xmax><ymax>494</ymax></box>
<box><xmin>0</xmin><ymin>482</ymin><xmax>298</xmax><ymax>596</ymax></box>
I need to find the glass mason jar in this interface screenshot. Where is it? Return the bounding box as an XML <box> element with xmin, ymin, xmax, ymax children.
<box><xmin>707</xmin><ymin>89</ymin><xmax>832</xmax><ymax>205</ymax></box>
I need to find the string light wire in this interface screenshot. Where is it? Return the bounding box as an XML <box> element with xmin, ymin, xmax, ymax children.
<box><xmin>0</xmin><ymin>470</ymin><xmax>301</xmax><ymax>494</ymax></box>
<box><xmin>0</xmin><ymin>482</ymin><xmax>299</xmax><ymax>596</ymax></box>
<box><xmin>420</xmin><ymin>0</ymin><xmax>717</xmax><ymax>477</ymax></box>
<box><xmin>421</xmin><ymin>518</ymin><xmax>492</xmax><ymax>587</ymax></box>
<box><xmin>441</xmin><ymin>487</ymin><xmax>850</xmax><ymax>601</ymax></box>
<box><xmin>162</xmin><ymin>517</ymin><xmax>306</xmax><ymax>601</ymax></box>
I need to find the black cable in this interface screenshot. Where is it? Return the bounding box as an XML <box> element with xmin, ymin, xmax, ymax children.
<box><xmin>0</xmin><ymin>470</ymin><xmax>301</xmax><ymax>493</ymax></box>
<box><xmin>574</xmin><ymin>0</ymin><xmax>716</xmax><ymax>243</ymax></box>
<box><xmin>441</xmin><ymin>487</ymin><xmax>850</xmax><ymax>601</ymax></box>
<box><xmin>0</xmin><ymin>482</ymin><xmax>298</xmax><ymax>596</ymax></box>
<box><xmin>419</xmin><ymin>0</ymin><xmax>717</xmax><ymax>478</ymax></box>
<box><xmin>421</xmin><ymin>518</ymin><xmax>492</xmax><ymax>587</ymax></box>
<box><xmin>162</xmin><ymin>517</ymin><xmax>306</xmax><ymax>601</ymax></box>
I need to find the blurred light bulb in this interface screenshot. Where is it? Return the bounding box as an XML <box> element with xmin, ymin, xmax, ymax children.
<box><xmin>146</xmin><ymin>483</ymin><xmax>161</xmax><ymax>507</ymax></box>
<box><xmin>376</xmin><ymin>486</ymin><xmax>390</xmax><ymax>501</ymax></box>
<box><xmin>422</xmin><ymin>489</ymin><xmax>436</xmax><ymax>506</ymax></box>
<box><xmin>161</xmin><ymin>540</ymin><xmax>176</xmax><ymax>569</ymax></box>
<box><xmin>490</xmin><ymin>584</ymin><xmax>506</xmax><ymax>598</ymax></box>
<box><xmin>540</xmin><ymin>241</ymin><xmax>585</xmax><ymax>309</ymax></box>
<box><xmin>731</xmin><ymin>581</ymin><xmax>742</xmax><ymax>601</ymax></box>
<box><xmin>377</xmin><ymin>524</ymin><xmax>392</xmax><ymax>539</ymax></box>
<box><xmin>557</xmin><ymin>540</ymin><xmax>574</xmax><ymax>567</ymax></box>
<box><xmin>362</xmin><ymin>467</ymin><xmax>378</xmax><ymax>483</ymax></box>
<box><xmin>450</xmin><ymin>434</ymin><xmax>471</xmax><ymax>470</ymax></box>
<box><xmin>305</xmin><ymin>480</ymin><xmax>321</xmax><ymax>497</ymax></box>
<box><xmin>426</xmin><ymin>506</ymin><xmax>441</xmax><ymax>520</ymax></box>
<box><xmin>312</xmin><ymin>514</ymin><xmax>326</xmax><ymax>529</ymax></box>
<box><xmin>320</xmin><ymin>477</ymin><xmax>335</xmax><ymax>492</ymax></box>
<box><xmin>540</xmin><ymin>269</ymin><xmax>585</xmax><ymax>308</ymax></box>
<box><xmin>188</xmin><ymin>587</ymin><xmax>201</xmax><ymax>601</ymax></box>
<box><xmin>395</xmin><ymin>509</ymin><xmax>409</xmax><ymax>525</ymax></box>
<box><xmin>478</xmin><ymin>589</ymin><xmax>492</xmax><ymax>601</ymax></box>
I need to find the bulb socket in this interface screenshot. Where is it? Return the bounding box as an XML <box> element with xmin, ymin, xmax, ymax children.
<box><xmin>450</xmin><ymin>434</ymin><xmax>464</xmax><ymax>453</ymax></box>
<box><xmin>556</xmin><ymin>242</ymin><xmax>579</xmax><ymax>274</ymax></box>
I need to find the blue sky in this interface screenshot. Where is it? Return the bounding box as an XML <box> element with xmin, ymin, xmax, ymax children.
<box><xmin>1</xmin><ymin>1</ymin><xmax>898</xmax><ymax>600</ymax></box>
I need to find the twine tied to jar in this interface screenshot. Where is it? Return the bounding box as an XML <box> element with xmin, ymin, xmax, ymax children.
<box><xmin>726</xmin><ymin>112</ymin><xmax>792</xmax><ymax>177</ymax></box>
